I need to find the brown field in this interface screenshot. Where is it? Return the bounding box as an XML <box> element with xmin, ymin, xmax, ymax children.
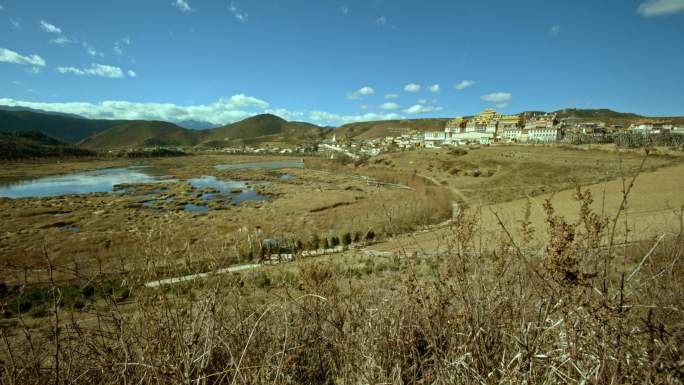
<box><xmin>0</xmin><ymin>154</ymin><xmax>450</xmax><ymax>284</ymax></box>
<box><xmin>362</xmin><ymin>144</ymin><xmax>679</xmax><ymax>206</ymax></box>
<box><xmin>1</xmin><ymin>145</ymin><xmax>683</xmax><ymax>384</ymax></box>
<box><xmin>364</xmin><ymin>146</ymin><xmax>684</xmax><ymax>255</ymax></box>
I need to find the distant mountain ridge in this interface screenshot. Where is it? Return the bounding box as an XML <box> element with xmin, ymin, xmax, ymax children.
<box><xmin>0</xmin><ymin>106</ymin><xmax>88</xmax><ymax>119</ymax></box>
<box><xmin>0</xmin><ymin>109</ymin><xmax>328</xmax><ymax>148</ymax></box>
<box><xmin>0</xmin><ymin>109</ymin><xmax>128</xmax><ymax>143</ymax></box>
<box><xmin>0</xmin><ymin>106</ymin><xmax>218</xmax><ymax>130</ymax></box>
<box><xmin>64</xmin><ymin>114</ymin><xmax>328</xmax><ymax>149</ymax></box>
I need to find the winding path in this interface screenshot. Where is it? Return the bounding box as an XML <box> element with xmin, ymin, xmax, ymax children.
<box><xmin>144</xmin><ymin>264</ymin><xmax>260</xmax><ymax>288</ymax></box>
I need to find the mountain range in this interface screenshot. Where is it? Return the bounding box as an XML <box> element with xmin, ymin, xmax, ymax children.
<box><xmin>0</xmin><ymin>109</ymin><xmax>329</xmax><ymax>148</ymax></box>
<box><xmin>1</xmin><ymin>106</ymin><xmax>682</xmax><ymax>149</ymax></box>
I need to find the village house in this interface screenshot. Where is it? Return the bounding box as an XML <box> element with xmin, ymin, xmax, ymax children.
<box><xmin>524</xmin><ymin>114</ymin><xmax>562</xmax><ymax>143</ymax></box>
<box><xmin>498</xmin><ymin>115</ymin><xmax>522</xmax><ymax>142</ymax></box>
<box><xmin>423</xmin><ymin>131</ymin><xmax>446</xmax><ymax>148</ymax></box>
<box><xmin>559</xmin><ymin>116</ymin><xmax>583</xmax><ymax>129</ymax></box>
<box><xmin>455</xmin><ymin>108</ymin><xmax>500</xmax><ymax>144</ymax></box>
<box><xmin>630</xmin><ymin>119</ymin><xmax>674</xmax><ymax>133</ymax></box>
<box><xmin>528</xmin><ymin>127</ymin><xmax>563</xmax><ymax>142</ymax></box>
<box><xmin>444</xmin><ymin>117</ymin><xmax>465</xmax><ymax>145</ymax></box>
<box><xmin>577</xmin><ymin>122</ymin><xmax>606</xmax><ymax>135</ymax></box>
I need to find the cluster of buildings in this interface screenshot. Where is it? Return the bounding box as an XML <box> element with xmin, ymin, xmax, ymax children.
<box><xmin>197</xmin><ymin>109</ymin><xmax>683</xmax><ymax>159</ymax></box>
<box><xmin>204</xmin><ymin>144</ymin><xmax>316</xmax><ymax>155</ymax></box>
<box><xmin>425</xmin><ymin>108</ymin><xmax>562</xmax><ymax>146</ymax></box>
<box><xmin>423</xmin><ymin>108</ymin><xmax>683</xmax><ymax>147</ymax></box>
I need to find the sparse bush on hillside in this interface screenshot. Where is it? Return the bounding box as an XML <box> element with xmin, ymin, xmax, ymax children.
<box><xmin>449</xmin><ymin>147</ymin><xmax>468</xmax><ymax>156</ymax></box>
<box><xmin>329</xmin><ymin>235</ymin><xmax>340</xmax><ymax>248</ymax></box>
<box><xmin>341</xmin><ymin>232</ymin><xmax>352</xmax><ymax>246</ymax></box>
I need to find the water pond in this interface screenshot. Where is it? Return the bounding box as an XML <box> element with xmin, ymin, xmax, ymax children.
<box><xmin>0</xmin><ymin>168</ymin><xmax>270</xmax><ymax>213</ymax></box>
<box><xmin>0</xmin><ymin>167</ymin><xmax>171</xmax><ymax>199</ymax></box>
<box><xmin>188</xmin><ymin>176</ymin><xmax>268</xmax><ymax>204</ymax></box>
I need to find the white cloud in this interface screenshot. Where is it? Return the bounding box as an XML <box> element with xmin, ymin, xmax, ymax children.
<box><xmin>384</xmin><ymin>93</ymin><xmax>399</xmax><ymax>99</ymax></box>
<box><xmin>404</xmin><ymin>83</ymin><xmax>421</xmax><ymax>93</ymax></box>
<box><xmin>229</xmin><ymin>2</ymin><xmax>248</xmax><ymax>22</ymax></box>
<box><xmin>638</xmin><ymin>0</ymin><xmax>684</xmax><ymax>16</ymax></box>
<box><xmin>376</xmin><ymin>16</ymin><xmax>387</xmax><ymax>27</ymax></box>
<box><xmin>496</xmin><ymin>103</ymin><xmax>509</xmax><ymax>109</ymax></box>
<box><xmin>454</xmin><ymin>80</ymin><xmax>475</xmax><ymax>90</ymax></box>
<box><xmin>417</xmin><ymin>99</ymin><xmax>428</xmax><ymax>104</ymax></box>
<box><xmin>40</xmin><ymin>20</ymin><xmax>62</xmax><ymax>34</ymax></box>
<box><xmin>51</xmin><ymin>36</ymin><xmax>71</xmax><ymax>45</ymax></box>
<box><xmin>0</xmin><ymin>95</ymin><xmax>272</xmax><ymax>126</ymax></box>
<box><xmin>347</xmin><ymin>86</ymin><xmax>375</xmax><ymax>100</ymax></box>
<box><xmin>57</xmin><ymin>63</ymin><xmax>130</xmax><ymax>79</ymax></box>
<box><xmin>173</xmin><ymin>0</ymin><xmax>193</xmax><ymax>12</ymax></box>
<box><xmin>0</xmin><ymin>4</ymin><xmax>4</xmax><ymax>10</ymax></box>
<box><xmin>0</xmin><ymin>47</ymin><xmax>46</xmax><ymax>67</ymax></box>
<box><xmin>265</xmin><ymin>108</ymin><xmax>304</xmax><ymax>121</ymax></box>
<box><xmin>309</xmin><ymin>110</ymin><xmax>404</xmax><ymax>125</ymax></box>
<box><xmin>114</xmin><ymin>37</ymin><xmax>131</xmax><ymax>55</ymax></box>
<box><xmin>341</xmin><ymin>6</ymin><xmax>349</xmax><ymax>15</ymax></box>
<box><xmin>428</xmin><ymin>84</ymin><xmax>440</xmax><ymax>93</ymax></box>
<box><xmin>82</xmin><ymin>42</ymin><xmax>103</xmax><ymax>57</ymax></box>
<box><xmin>379</xmin><ymin>102</ymin><xmax>400</xmax><ymax>110</ymax></box>
<box><xmin>550</xmin><ymin>25</ymin><xmax>561</xmax><ymax>36</ymax></box>
<box><xmin>404</xmin><ymin>104</ymin><xmax>443</xmax><ymax>114</ymax></box>
<box><xmin>10</xmin><ymin>19</ymin><xmax>21</xmax><ymax>30</ymax></box>
<box><xmin>0</xmin><ymin>94</ymin><xmax>415</xmax><ymax>127</ymax></box>
<box><xmin>481</xmin><ymin>92</ymin><xmax>512</xmax><ymax>103</ymax></box>
<box><xmin>127</xmin><ymin>70</ymin><xmax>137</xmax><ymax>77</ymax></box>
<box><xmin>40</xmin><ymin>20</ymin><xmax>76</xmax><ymax>46</ymax></box>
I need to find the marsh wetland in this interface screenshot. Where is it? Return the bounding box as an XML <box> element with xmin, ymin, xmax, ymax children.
<box><xmin>0</xmin><ymin>154</ymin><xmax>448</xmax><ymax>284</ymax></box>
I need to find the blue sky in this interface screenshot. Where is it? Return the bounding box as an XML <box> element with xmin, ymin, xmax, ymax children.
<box><xmin>1</xmin><ymin>0</ymin><xmax>683</xmax><ymax>127</ymax></box>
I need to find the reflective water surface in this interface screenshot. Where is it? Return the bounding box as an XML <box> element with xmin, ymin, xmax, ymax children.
<box><xmin>0</xmin><ymin>167</ymin><xmax>170</xmax><ymax>198</ymax></box>
<box><xmin>188</xmin><ymin>176</ymin><xmax>268</xmax><ymax>204</ymax></box>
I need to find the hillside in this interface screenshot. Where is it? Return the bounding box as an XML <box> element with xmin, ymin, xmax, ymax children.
<box><xmin>198</xmin><ymin>114</ymin><xmax>327</xmax><ymax>146</ymax></box>
<box><xmin>550</xmin><ymin>108</ymin><xmax>643</xmax><ymax>125</ymax></box>
<box><xmin>332</xmin><ymin>118</ymin><xmax>451</xmax><ymax>140</ymax></box>
<box><xmin>550</xmin><ymin>108</ymin><xmax>684</xmax><ymax>126</ymax></box>
<box><xmin>0</xmin><ymin>131</ymin><xmax>96</xmax><ymax>160</ymax></box>
<box><xmin>78</xmin><ymin>121</ymin><xmax>199</xmax><ymax>148</ymax></box>
<box><xmin>77</xmin><ymin>115</ymin><xmax>327</xmax><ymax>149</ymax></box>
<box><xmin>0</xmin><ymin>109</ymin><xmax>125</xmax><ymax>143</ymax></box>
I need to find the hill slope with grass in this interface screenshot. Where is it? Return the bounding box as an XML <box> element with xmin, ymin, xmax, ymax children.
<box><xmin>544</xmin><ymin>108</ymin><xmax>684</xmax><ymax>126</ymax></box>
<box><xmin>331</xmin><ymin>118</ymin><xmax>451</xmax><ymax>140</ymax></box>
<box><xmin>77</xmin><ymin>114</ymin><xmax>328</xmax><ymax>148</ymax></box>
<box><xmin>78</xmin><ymin>121</ymin><xmax>199</xmax><ymax>148</ymax></box>
<box><xmin>198</xmin><ymin>114</ymin><xmax>327</xmax><ymax>146</ymax></box>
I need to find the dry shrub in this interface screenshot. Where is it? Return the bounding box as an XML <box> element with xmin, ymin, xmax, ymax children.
<box><xmin>1</xmin><ymin>186</ymin><xmax>683</xmax><ymax>384</ymax></box>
